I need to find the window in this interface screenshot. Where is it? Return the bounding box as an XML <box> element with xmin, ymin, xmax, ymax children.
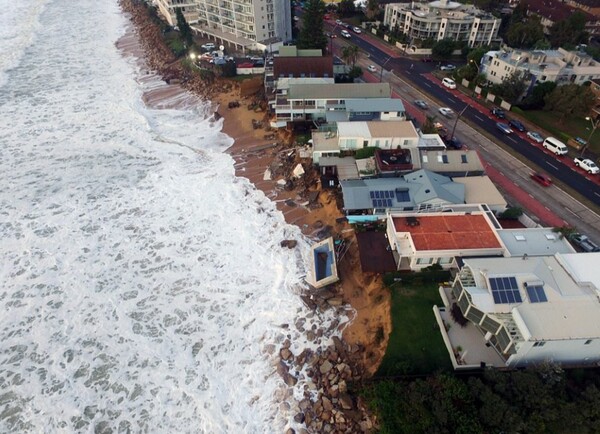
<box><xmin>416</xmin><ymin>257</ymin><xmax>434</xmax><ymax>265</ymax></box>
<box><xmin>461</xmin><ymin>155</ymin><xmax>467</xmax><ymax>163</ymax></box>
<box><xmin>439</xmin><ymin>257</ymin><xmax>453</xmax><ymax>264</ymax></box>
<box><xmin>533</xmin><ymin>341</ymin><xmax>546</xmax><ymax>347</ymax></box>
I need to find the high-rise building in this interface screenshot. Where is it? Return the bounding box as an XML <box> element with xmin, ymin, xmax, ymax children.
<box><xmin>154</xmin><ymin>0</ymin><xmax>291</xmax><ymax>51</ymax></box>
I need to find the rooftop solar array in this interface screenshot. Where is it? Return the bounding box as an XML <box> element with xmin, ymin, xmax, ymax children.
<box><xmin>370</xmin><ymin>190</ymin><xmax>394</xmax><ymax>208</ymax></box>
<box><xmin>395</xmin><ymin>190</ymin><xmax>410</xmax><ymax>202</ymax></box>
<box><xmin>489</xmin><ymin>276</ymin><xmax>522</xmax><ymax>304</ymax></box>
<box><xmin>526</xmin><ymin>284</ymin><xmax>548</xmax><ymax>303</ymax></box>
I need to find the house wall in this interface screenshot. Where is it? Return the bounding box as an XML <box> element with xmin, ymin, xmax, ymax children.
<box><xmin>507</xmin><ymin>338</ymin><xmax>600</xmax><ymax>368</ymax></box>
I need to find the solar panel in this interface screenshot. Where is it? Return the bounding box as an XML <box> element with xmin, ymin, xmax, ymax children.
<box><xmin>526</xmin><ymin>285</ymin><xmax>548</xmax><ymax>303</ymax></box>
<box><xmin>384</xmin><ymin>191</ymin><xmax>389</xmax><ymax>199</ymax></box>
<box><xmin>374</xmin><ymin>191</ymin><xmax>380</xmax><ymax>199</ymax></box>
<box><xmin>489</xmin><ymin>277</ymin><xmax>522</xmax><ymax>304</ymax></box>
<box><xmin>387</xmin><ymin>199</ymin><xmax>392</xmax><ymax>207</ymax></box>
<box><xmin>370</xmin><ymin>191</ymin><xmax>375</xmax><ymax>199</ymax></box>
<box><xmin>396</xmin><ymin>190</ymin><xmax>410</xmax><ymax>202</ymax></box>
<box><xmin>372</xmin><ymin>199</ymin><xmax>378</xmax><ymax>208</ymax></box>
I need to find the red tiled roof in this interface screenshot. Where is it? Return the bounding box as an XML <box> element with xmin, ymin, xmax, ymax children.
<box><xmin>525</xmin><ymin>0</ymin><xmax>595</xmax><ymax>23</ymax></box>
<box><xmin>273</xmin><ymin>57</ymin><xmax>334</xmax><ymax>78</ymax></box>
<box><xmin>393</xmin><ymin>214</ymin><xmax>502</xmax><ymax>251</ymax></box>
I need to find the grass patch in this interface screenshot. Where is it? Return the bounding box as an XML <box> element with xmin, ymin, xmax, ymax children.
<box><xmin>376</xmin><ymin>282</ymin><xmax>451</xmax><ymax>377</ymax></box>
<box><xmin>512</xmin><ymin>108</ymin><xmax>600</xmax><ymax>154</ymax></box>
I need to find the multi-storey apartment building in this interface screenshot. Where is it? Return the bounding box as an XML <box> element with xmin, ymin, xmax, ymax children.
<box><xmin>383</xmin><ymin>0</ymin><xmax>501</xmax><ymax>48</ymax></box>
<box><xmin>481</xmin><ymin>48</ymin><xmax>600</xmax><ymax>86</ymax></box>
<box><xmin>154</xmin><ymin>0</ymin><xmax>291</xmax><ymax>51</ymax></box>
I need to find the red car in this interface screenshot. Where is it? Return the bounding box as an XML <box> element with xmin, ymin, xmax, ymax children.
<box><xmin>530</xmin><ymin>172</ymin><xmax>552</xmax><ymax>187</ymax></box>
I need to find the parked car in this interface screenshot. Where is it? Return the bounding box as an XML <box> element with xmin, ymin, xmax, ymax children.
<box><xmin>340</xmin><ymin>30</ymin><xmax>351</xmax><ymax>38</ymax></box>
<box><xmin>326</xmin><ymin>32</ymin><xmax>336</xmax><ymax>38</ymax></box>
<box><xmin>496</xmin><ymin>122</ymin><xmax>513</xmax><ymax>134</ymax></box>
<box><xmin>491</xmin><ymin>107</ymin><xmax>506</xmax><ymax>119</ymax></box>
<box><xmin>414</xmin><ymin>99</ymin><xmax>428</xmax><ymax>109</ymax></box>
<box><xmin>574</xmin><ymin>157</ymin><xmax>600</xmax><ymax>174</ymax></box>
<box><xmin>446</xmin><ymin>137</ymin><xmax>462</xmax><ymax>149</ymax></box>
<box><xmin>530</xmin><ymin>172</ymin><xmax>552</xmax><ymax>187</ymax></box>
<box><xmin>352</xmin><ymin>26</ymin><xmax>361</xmax><ymax>34</ymax></box>
<box><xmin>335</xmin><ymin>19</ymin><xmax>343</xmax><ymax>25</ymax></box>
<box><xmin>568</xmin><ymin>233</ymin><xmax>600</xmax><ymax>252</ymax></box>
<box><xmin>201</xmin><ymin>42</ymin><xmax>216</xmax><ymax>51</ymax></box>
<box><xmin>441</xmin><ymin>77</ymin><xmax>456</xmax><ymax>89</ymax></box>
<box><xmin>527</xmin><ymin>131</ymin><xmax>544</xmax><ymax>143</ymax></box>
<box><xmin>440</xmin><ymin>64</ymin><xmax>456</xmax><ymax>71</ymax></box>
<box><xmin>438</xmin><ymin>107</ymin><xmax>454</xmax><ymax>117</ymax></box>
<box><xmin>508</xmin><ymin>119</ymin><xmax>526</xmax><ymax>132</ymax></box>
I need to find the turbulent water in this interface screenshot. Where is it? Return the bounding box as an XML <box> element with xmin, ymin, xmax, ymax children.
<box><xmin>0</xmin><ymin>0</ymin><xmax>338</xmax><ymax>432</ymax></box>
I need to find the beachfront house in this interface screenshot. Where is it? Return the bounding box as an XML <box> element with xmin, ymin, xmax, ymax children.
<box><xmin>436</xmin><ymin>252</ymin><xmax>600</xmax><ymax>369</ymax></box>
<box><xmin>340</xmin><ymin>169</ymin><xmax>465</xmax><ymax>216</ymax></box>
<box><xmin>272</xmin><ymin>82</ymin><xmax>405</xmax><ymax>125</ymax></box>
<box><xmin>385</xmin><ymin>208</ymin><xmax>575</xmax><ymax>271</ymax></box>
<box><xmin>312</xmin><ymin>120</ymin><xmax>415</xmax><ymax>164</ymax></box>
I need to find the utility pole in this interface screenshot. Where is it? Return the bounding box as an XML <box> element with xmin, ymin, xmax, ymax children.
<box><xmin>450</xmin><ymin>103</ymin><xmax>470</xmax><ymax>140</ymax></box>
<box><xmin>379</xmin><ymin>56</ymin><xmax>392</xmax><ymax>83</ymax></box>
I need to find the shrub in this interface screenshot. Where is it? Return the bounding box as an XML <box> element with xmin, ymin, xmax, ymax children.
<box><xmin>354</xmin><ymin>146</ymin><xmax>378</xmax><ymax>159</ymax></box>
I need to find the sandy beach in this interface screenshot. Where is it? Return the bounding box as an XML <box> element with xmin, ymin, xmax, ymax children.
<box><xmin>117</xmin><ymin>1</ymin><xmax>390</xmax><ymax>430</ymax></box>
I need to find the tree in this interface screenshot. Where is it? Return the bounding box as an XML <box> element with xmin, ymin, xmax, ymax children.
<box><xmin>431</xmin><ymin>39</ymin><xmax>455</xmax><ymax>59</ymax></box>
<box><xmin>175</xmin><ymin>8</ymin><xmax>193</xmax><ymax>49</ymax></box>
<box><xmin>297</xmin><ymin>0</ymin><xmax>328</xmax><ymax>51</ymax></box>
<box><xmin>341</xmin><ymin>45</ymin><xmax>360</xmax><ymax>67</ymax></box>
<box><xmin>520</xmin><ymin>80</ymin><xmax>556</xmax><ymax>109</ymax></box>
<box><xmin>510</xmin><ymin>0</ymin><xmax>528</xmax><ymax>26</ymax></box>
<box><xmin>337</xmin><ymin>0</ymin><xmax>355</xmax><ymax>18</ymax></box>
<box><xmin>544</xmin><ymin>83</ymin><xmax>596</xmax><ymax>123</ymax></box>
<box><xmin>466</xmin><ymin>47</ymin><xmax>487</xmax><ymax>66</ymax></box>
<box><xmin>421</xmin><ymin>116</ymin><xmax>438</xmax><ymax>134</ymax></box>
<box><xmin>492</xmin><ymin>70</ymin><xmax>529</xmax><ymax>104</ymax></box>
<box><xmin>548</xmin><ymin>11</ymin><xmax>589</xmax><ymax>49</ymax></box>
<box><xmin>365</xmin><ymin>0</ymin><xmax>379</xmax><ymax>20</ymax></box>
<box><xmin>506</xmin><ymin>17</ymin><xmax>544</xmax><ymax>49</ymax></box>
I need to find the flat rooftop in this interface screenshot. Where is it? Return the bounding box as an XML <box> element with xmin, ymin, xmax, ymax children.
<box><xmin>393</xmin><ymin>214</ymin><xmax>502</xmax><ymax>251</ymax></box>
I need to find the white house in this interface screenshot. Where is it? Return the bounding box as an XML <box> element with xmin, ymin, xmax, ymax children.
<box><xmin>439</xmin><ymin>253</ymin><xmax>600</xmax><ymax>369</ymax></box>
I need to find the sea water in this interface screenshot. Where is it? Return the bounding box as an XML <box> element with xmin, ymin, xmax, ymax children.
<box><xmin>0</xmin><ymin>0</ymin><xmax>340</xmax><ymax>432</ymax></box>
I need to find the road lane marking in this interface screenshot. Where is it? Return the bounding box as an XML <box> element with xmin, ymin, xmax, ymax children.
<box><xmin>546</xmin><ymin>162</ymin><xmax>558</xmax><ymax>170</ymax></box>
<box><xmin>423</xmin><ymin>82</ymin><xmax>432</xmax><ymax>87</ymax></box>
<box><xmin>507</xmin><ymin>137</ymin><xmax>517</xmax><ymax>143</ymax></box>
<box><xmin>474</xmin><ymin>115</ymin><xmax>484</xmax><ymax>121</ymax></box>
<box><xmin>595</xmin><ymin>192</ymin><xmax>600</xmax><ymax>198</ymax></box>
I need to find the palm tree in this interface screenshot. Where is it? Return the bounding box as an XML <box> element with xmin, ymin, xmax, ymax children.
<box><xmin>341</xmin><ymin>45</ymin><xmax>359</xmax><ymax>68</ymax></box>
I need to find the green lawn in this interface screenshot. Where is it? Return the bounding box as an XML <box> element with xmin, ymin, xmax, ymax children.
<box><xmin>512</xmin><ymin>108</ymin><xmax>600</xmax><ymax>154</ymax></box>
<box><xmin>376</xmin><ymin>283</ymin><xmax>451</xmax><ymax>377</ymax></box>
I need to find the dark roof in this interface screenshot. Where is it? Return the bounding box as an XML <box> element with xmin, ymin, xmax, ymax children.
<box><xmin>355</xmin><ymin>231</ymin><xmax>397</xmax><ymax>273</ymax></box>
<box><xmin>525</xmin><ymin>0</ymin><xmax>595</xmax><ymax>23</ymax></box>
<box><xmin>273</xmin><ymin>57</ymin><xmax>334</xmax><ymax>78</ymax></box>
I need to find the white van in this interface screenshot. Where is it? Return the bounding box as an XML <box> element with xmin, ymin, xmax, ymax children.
<box><xmin>341</xmin><ymin>30</ymin><xmax>351</xmax><ymax>39</ymax></box>
<box><xmin>442</xmin><ymin>77</ymin><xmax>456</xmax><ymax>89</ymax></box>
<box><xmin>542</xmin><ymin>137</ymin><xmax>568</xmax><ymax>155</ymax></box>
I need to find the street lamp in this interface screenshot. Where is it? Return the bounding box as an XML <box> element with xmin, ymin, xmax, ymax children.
<box><xmin>582</xmin><ymin>116</ymin><xmax>599</xmax><ymax>156</ymax></box>
<box><xmin>449</xmin><ymin>103</ymin><xmax>470</xmax><ymax>141</ymax></box>
<box><xmin>379</xmin><ymin>56</ymin><xmax>392</xmax><ymax>83</ymax></box>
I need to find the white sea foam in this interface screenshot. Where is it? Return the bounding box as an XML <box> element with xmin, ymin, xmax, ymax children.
<box><xmin>0</xmin><ymin>0</ymin><xmax>343</xmax><ymax>432</ymax></box>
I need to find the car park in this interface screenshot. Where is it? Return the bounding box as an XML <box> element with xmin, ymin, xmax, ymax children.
<box><xmin>440</xmin><ymin>64</ymin><xmax>456</xmax><ymax>71</ymax></box>
<box><xmin>496</xmin><ymin>122</ymin><xmax>513</xmax><ymax>134</ymax></box>
<box><xmin>438</xmin><ymin>107</ymin><xmax>454</xmax><ymax>117</ymax></box>
<box><xmin>491</xmin><ymin>107</ymin><xmax>505</xmax><ymax>118</ymax></box>
<box><xmin>353</xmin><ymin>26</ymin><xmax>361</xmax><ymax>34</ymax></box>
<box><xmin>527</xmin><ymin>131</ymin><xmax>544</xmax><ymax>143</ymax></box>
<box><xmin>414</xmin><ymin>100</ymin><xmax>428</xmax><ymax>109</ymax></box>
<box><xmin>530</xmin><ymin>172</ymin><xmax>552</xmax><ymax>187</ymax></box>
<box><xmin>508</xmin><ymin>119</ymin><xmax>526</xmax><ymax>132</ymax></box>
<box><xmin>568</xmin><ymin>233</ymin><xmax>600</xmax><ymax>252</ymax></box>
<box><xmin>367</xmin><ymin>65</ymin><xmax>377</xmax><ymax>72</ymax></box>
<box><xmin>341</xmin><ymin>30</ymin><xmax>351</xmax><ymax>38</ymax></box>
<box><xmin>441</xmin><ymin>77</ymin><xmax>456</xmax><ymax>89</ymax></box>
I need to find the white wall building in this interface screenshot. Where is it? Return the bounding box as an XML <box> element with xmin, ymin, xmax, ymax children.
<box><xmin>383</xmin><ymin>0</ymin><xmax>501</xmax><ymax>48</ymax></box>
<box><xmin>481</xmin><ymin>48</ymin><xmax>600</xmax><ymax>86</ymax></box>
<box><xmin>154</xmin><ymin>0</ymin><xmax>292</xmax><ymax>51</ymax></box>
<box><xmin>443</xmin><ymin>253</ymin><xmax>600</xmax><ymax>368</ymax></box>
